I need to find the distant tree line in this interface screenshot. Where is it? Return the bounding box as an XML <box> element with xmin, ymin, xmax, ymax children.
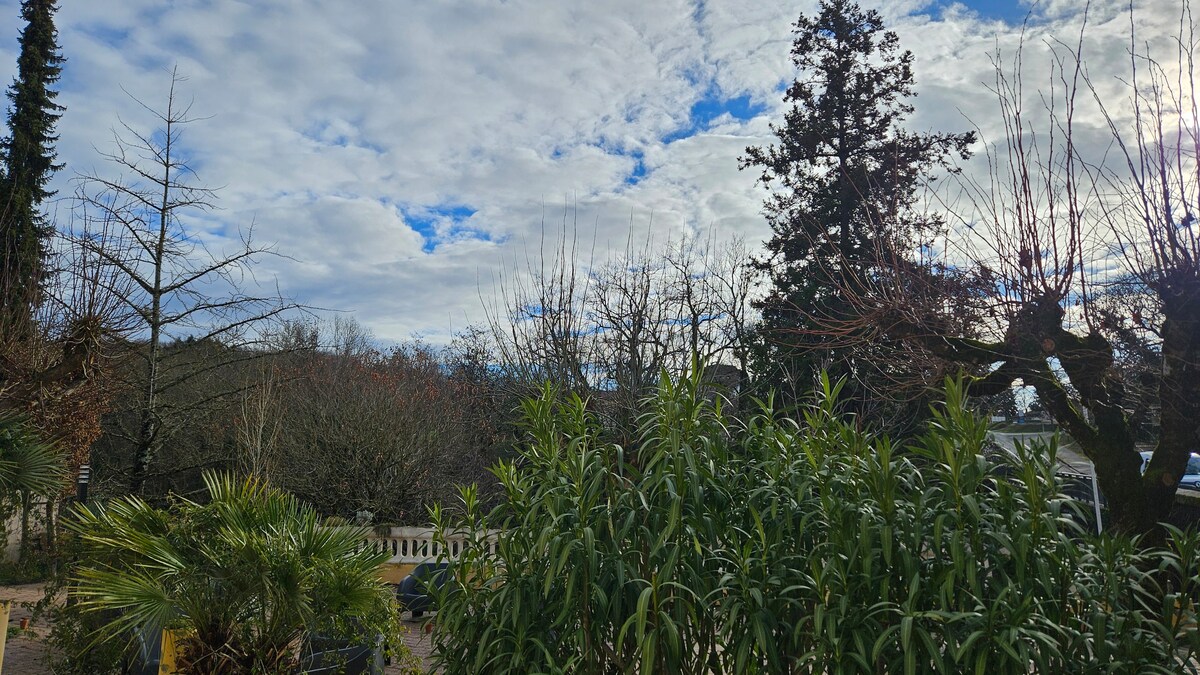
<box><xmin>88</xmin><ymin>317</ymin><xmax>506</xmax><ymax>524</ymax></box>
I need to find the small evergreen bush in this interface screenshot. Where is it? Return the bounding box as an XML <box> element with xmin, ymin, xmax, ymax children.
<box><xmin>432</xmin><ymin>372</ymin><xmax>1200</xmax><ymax>674</ymax></box>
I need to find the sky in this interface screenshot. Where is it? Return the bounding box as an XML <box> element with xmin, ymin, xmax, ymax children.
<box><xmin>0</xmin><ymin>0</ymin><xmax>1184</xmax><ymax>344</ymax></box>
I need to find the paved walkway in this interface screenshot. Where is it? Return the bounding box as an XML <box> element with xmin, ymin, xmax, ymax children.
<box><xmin>399</xmin><ymin>616</ymin><xmax>437</xmax><ymax>672</ymax></box>
<box><xmin>0</xmin><ymin>583</ymin><xmax>55</xmax><ymax>675</ymax></box>
<box><xmin>0</xmin><ymin>583</ymin><xmax>438</xmax><ymax>674</ymax></box>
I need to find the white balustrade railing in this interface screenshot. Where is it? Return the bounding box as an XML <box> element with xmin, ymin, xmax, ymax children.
<box><xmin>361</xmin><ymin>526</ymin><xmax>499</xmax><ymax>565</ymax></box>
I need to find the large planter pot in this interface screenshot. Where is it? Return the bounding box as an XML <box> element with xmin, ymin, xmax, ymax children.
<box><xmin>125</xmin><ymin>625</ymin><xmax>185</xmax><ymax>675</ymax></box>
<box><xmin>298</xmin><ymin>633</ymin><xmax>386</xmax><ymax>675</ymax></box>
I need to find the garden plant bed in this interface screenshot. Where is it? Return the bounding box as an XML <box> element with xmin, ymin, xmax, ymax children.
<box><xmin>0</xmin><ymin>583</ymin><xmax>437</xmax><ymax>674</ymax></box>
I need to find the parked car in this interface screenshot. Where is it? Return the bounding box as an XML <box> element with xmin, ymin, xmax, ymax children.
<box><xmin>1140</xmin><ymin>451</ymin><xmax>1200</xmax><ymax>490</ymax></box>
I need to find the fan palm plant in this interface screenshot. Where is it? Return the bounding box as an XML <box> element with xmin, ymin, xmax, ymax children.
<box><xmin>0</xmin><ymin>411</ymin><xmax>66</xmax><ymax>560</ymax></box>
<box><xmin>68</xmin><ymin>471</ymin><xmax>400</xmax><ymax>675</ymax></box>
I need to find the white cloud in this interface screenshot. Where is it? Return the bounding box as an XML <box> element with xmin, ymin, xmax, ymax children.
<box><xmin>0</xmin><ymin>0</ymin><xmax>1181</xmax><ymax>343</ymax></box>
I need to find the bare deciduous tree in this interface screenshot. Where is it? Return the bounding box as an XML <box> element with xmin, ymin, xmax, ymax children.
<box><xmin>234</xmin><ymin>365</ymin><xmax>280</xmax><ymax>483</ymax></box>
<box><xmin>484</xmin><ymin>210</ymin><xmax>758</xmax><ymax>443</ymax></box>
<box><xmin>71</xmin><ymin>68</ymin><xmax>293</xmax><ymax>495</ymax></box>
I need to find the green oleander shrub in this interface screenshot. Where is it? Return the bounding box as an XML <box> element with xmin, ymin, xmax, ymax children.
<box><xmin>432</xmin><ymin>369</ymin><xmax>1200</xmax><ymax>674</ymax></box>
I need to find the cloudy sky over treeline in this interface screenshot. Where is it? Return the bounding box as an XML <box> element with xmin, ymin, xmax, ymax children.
<box><xmin>0</xmin><ymin>0</ymin><xmax>1183</xmax><ymax>342</ymax></box>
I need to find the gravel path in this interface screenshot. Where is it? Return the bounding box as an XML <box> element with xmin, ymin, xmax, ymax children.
<box><xmin>0</xmin><ymin>583</ymin><xmax>438</xmax><ymax>674</ymax></box>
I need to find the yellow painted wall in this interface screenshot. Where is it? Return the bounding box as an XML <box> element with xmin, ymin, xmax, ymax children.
<box><xmin>379</xmin><ymin>562</ymin><xmax>419</xmax><ymax>585</ymax></box>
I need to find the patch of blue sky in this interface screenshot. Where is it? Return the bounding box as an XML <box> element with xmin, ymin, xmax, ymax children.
<box><xmin>662</xmin><ymin>91</ymin><xmax>768</xmax><ymax>145</ymax></box>
<box><xmin>593</xmin><ymin>137</ymin><xmax>647</xmax><ymax>186</ymax></box>
<box><xmin>938</xmin><ymin>0</ymin><xmax>1041</xmax><ymax>24</ymax></box>
<box><xmin>594</xmin><ymin>89</ymin><xmax>771</xmax><ymax>185</ymax></box>
<box><xmin>693</xmin><ymin>93</ymin><xmax>767</xmax><ymax>124</ymax></box>
<box><xmin>615</xmin><ymin>148</ymin><xmax>646</xmax><ymax>185</ymax></box>
<box><xmin>150</xmin><ymin>128</ymin><xmax>172</xmax><ymax>152</ymax></box>
<box><xmin>681</xmin><ymin>64</ymin><xmax>708</xmax><ymax>89</ymax></box>
<box><xmin>302</xmin><ymin>121</ymin><xmax>330</xmax><ymax>142</ymax></box>
<box><xmin>516</xmin><ymin>302</ymin><xmax>545</xmax><ymax>320</ymax></box>
<box><xmin>403</xmin><ymin>204</ymin><xmax>482</xmax><ymax>253</ymax></box>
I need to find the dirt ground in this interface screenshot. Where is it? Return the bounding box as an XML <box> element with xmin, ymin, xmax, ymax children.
<box><xmin>0</xmin><ymin>583</ymin><xmax>437</xmax><ymax>674</ymax></box>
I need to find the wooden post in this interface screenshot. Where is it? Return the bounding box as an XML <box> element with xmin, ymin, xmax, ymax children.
<box><xmin>0</xmin><ymin>599</ymin><xmax>10</xmax><ymax>674</ymax></box>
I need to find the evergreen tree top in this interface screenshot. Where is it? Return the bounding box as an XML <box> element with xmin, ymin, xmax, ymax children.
<box><xmin>782</xmin><ymin>0</ymin><xmax>914</xmax><ymax>166</ymax></box>
<box><xmin>0</xmin><ymin>0</ymin><xmax>65</xmax><ymax>331</ymax></box>
<box><xmin>742</xmin><ymin>0</ymin><xmax>974</xmax><ymax>266</ymax></box>
<box><xmin>739</xmin><ymin>0</ymin><xmax>976</xmax><ymax>415</ymax></box>
<box><xmin>4</xmin><ymin>0</ymin><xmax>66</xmax><ymax>197</ymax></box>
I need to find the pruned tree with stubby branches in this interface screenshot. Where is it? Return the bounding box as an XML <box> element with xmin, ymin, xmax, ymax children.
<box><xmin>806</xmin><ymin>4</ymin><xmax>1200</xmax><ymax>535</ymax></box>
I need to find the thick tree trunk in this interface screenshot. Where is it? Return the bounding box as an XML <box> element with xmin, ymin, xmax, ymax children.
<box><xmin>1088</xmin><ymin>435</ymin><xmax>1158</xmax><ymax>535</ymax></box>
<box><xmin>955</xmin><ymin>294</ymin><xmax>1188</xmax><ymax>539</ymax></box>
<box><xmin>1140</xmin><ymin>280</ymin><xmax>1200</xmax><ymax>535</ymax></box>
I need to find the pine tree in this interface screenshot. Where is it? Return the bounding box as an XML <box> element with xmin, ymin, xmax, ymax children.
<box><xmin>741</xmin><ymin>0</ymin><xmax>973</xmax><ymax>414</ymax></box>
<box><xmin>0</xmin><ymin>0</ymin><xmax>65</xmax><ymax>333</ymax></box>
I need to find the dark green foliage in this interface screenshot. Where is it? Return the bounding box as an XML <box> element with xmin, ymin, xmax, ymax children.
<box><xmin>0</xmin><ymin>0</ymin><xmax>64</xmax><ymax>331</ymax></box>
<box><xmin>67</xmin><ymin>472</ymin><xmax>408</xmax><ymax>675</ymax></box>
<box><xmin>741</xmin><ymin>0</ymin><xmax>973</xmax><ymax>413</ymax></box>
<box><xmin>432</xmin><ymin>370</ymin><xmax>1200</xmax><ymax>673</ymax></box>
<box><xmin>0</xmin><ymin>410</ymin><xmax>65</xmax><ymax>503</ymax></box>
<box><xmin>0</xmin><ymin>411</ymin><xmax>65</xmax><ymax>565</ymax></box>
<box><xmin>45</xmin><ymin>604</ymin><xmax>126</xmax><ymax>675</ymax></box>
<box><xmin>41</xmin><ymin>553</ymin><xmax>127</xmax><ymax>675</ymax></box>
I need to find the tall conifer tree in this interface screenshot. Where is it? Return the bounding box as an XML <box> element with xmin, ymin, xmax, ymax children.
<box><xmin>741</xmin><ymin>0</ymin><xmax>973</xmax><ymax>414</ymax></box>
<box><xmin>0</xmin><ymin>0</ymin><xmax>64</xmax><ymax>332</ymax></box>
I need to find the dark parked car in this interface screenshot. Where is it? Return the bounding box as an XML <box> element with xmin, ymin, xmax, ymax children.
<box><xmin>396</xmin><ymin>562</ymin><xmax>452</xmax><ymax>618</ymax></box>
